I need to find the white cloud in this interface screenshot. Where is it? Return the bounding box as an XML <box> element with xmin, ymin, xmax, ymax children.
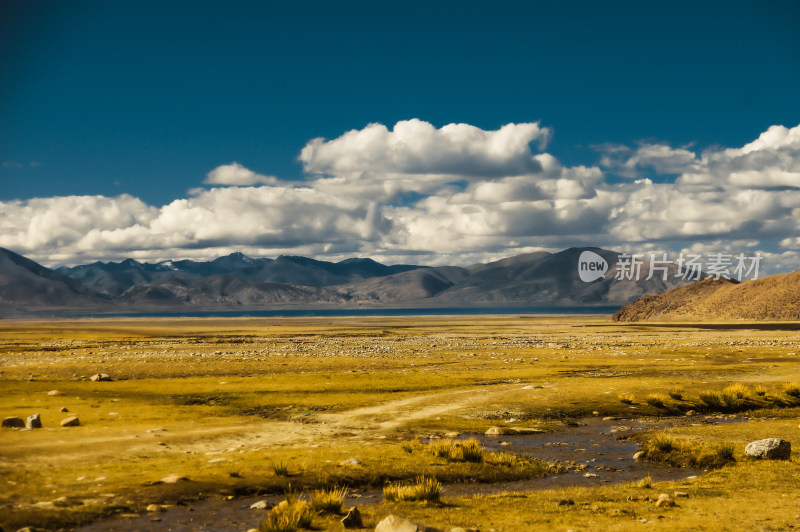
<box><xmin>300</xmin><ymin>119</ymin><xmax>551</xmax><ymax>179</ymax></box>
<box><xmin>1</xmin><ymin>120</ymin><xmax>799</xmax><ymax>273</ymax></box>
<box><xmin>204</xmin><ymin>162</ymin><xmax>278</xmax><ymax>186</ymax></box>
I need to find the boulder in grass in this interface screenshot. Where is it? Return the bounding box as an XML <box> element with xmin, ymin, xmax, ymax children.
<box><xmin>745</xmin><ymin>438</ymin><xmax>791</xmax><ymax>460</ymax></box>
<box><xmin>90</xmin><ymin>373</ymin><xmax>113</xmax><ymax>382</ymax></box>
<box><xmin>26</xmin><ymin>413</ymin><xmax>42</xmax><ymax>429</ymax></box>
<box><xmin>341</xmin><ymin>506</ymin><xmax>363</xmax><ymax>528</ymax></box>
<box><xmin>655</xmin><ymin>494</ymin><xmax>675</xmax><ymax>508</ymax></box>
<box><xmin>375</xmin><ymin>515</ymin><xmax>443</xmax><ymax>532</ymax></box>
<box><xmin>160</xmin><ymin>474</ymin><xmax>189</xmax><ymax>483</ymax></box>
<box><xmin>61</xmin><ymin>416</ymin><xmax>81</xmax><ymax>427</ymax></box>
<box><xmin>249</xmin><ymin>500</ymin><xmax>272</xmax><ymax>510</ymax></box>
<box><xmin>47</xmin><ymin>390</ymin><xmax>66</xmax><ymax>396</ymax></box>
<box><xmin>2</xmin><ymin>416</ymin><xmax>25</xmax><ymax>428</ymax></box>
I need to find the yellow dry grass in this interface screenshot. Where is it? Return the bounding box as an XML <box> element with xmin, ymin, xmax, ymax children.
<box><xmin>1</xmin><ymin>315</ymin><xmax>800</xmax><ymax>530</ymax></box>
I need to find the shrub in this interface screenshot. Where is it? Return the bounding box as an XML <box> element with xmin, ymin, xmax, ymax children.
<box><xmin>645</xmin><ymin>393</ymin><xmax>667</xmax><ymax>408</ymax></box>
<box><xmin>310</xmin><ymin>486</ymin><xmax>348</xmax><ymax>514</ymax></box>
<box><xmin>618</xmin><ymin>392</ymin><xmax>635</xmax><ymax>405</ymax></box>
<box><xmin>636</xmin><ymin>476</ymin><xmax>653</xmax><ymax>489</ymax></box>
<box><xmin>258</xmin><ymin>496</ymin><xmax>313</xmax><ymax>532</ymax></box>
<box><xmin>383</xmin><ymin>475</ymin><xmax>441</xmax><ymax>503</ymax></box>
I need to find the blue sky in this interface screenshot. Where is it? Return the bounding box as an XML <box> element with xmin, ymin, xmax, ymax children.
<box><xmin>1</xmin><ymin>0</ymin><xmax>799</xmax><ymax>271</ymax></box>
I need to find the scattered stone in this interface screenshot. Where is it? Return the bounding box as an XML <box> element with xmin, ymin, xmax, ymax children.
<box><xmin>592</xmin><ymin>411</ymin><xmax>600</xmax><ymax>416</ymax></box>
<box><xmin>61</xmin><ymin>416</ymin><xmax>80</xmax><ymax>427</ymax></box>
<box><xmin>146</xmin><ymin>504</ymin><xmax>166</xmax><ymax>512</ymax></box>
<box><xmin>160</xmin><ymin>474</ymin><xmax>189</xmax><ymax>483</ymax></box>
<box><xmin>685</xmin><ymin>410</ymin><xmax>697</xmax><ymax>416</ymax></box>
<box><xmin>147</xmin><ymin>428</ymin><xmax>167</xmax><ymax>433</ymax></box>
<box><xmin>450</xmin><ymin>528</ymin><xmax>480</xmax><ymax>532</ymax></box>
<box><xmin>485</xmin><ymin>426</ymin><xmax>544</xmax><ymax>435</ymax></box>
<box><xmin>339</xmin><ymin>458</ymin><xmax>364</xmax><ymax>467</ymax></box>
<box><xmin>59</xmin><ymin>407</ymin><xmax>69</xmax><ymax>413</ymax></box>
<box><xmin>250</xmin><ymin>500</ymin><xmax>272</xmax><ymax>510</ymax></box>
<box><xmin>602</xmin><ymin>416</ymin><xmax>616</xmax><ymax>421</ymax></box>
<box><xmin>558</xmin><ymin>499</ymin><xmax>575</xmax><ymax>506</ymax></box>
<box><xmin>583</xmin><ymin>473</ymin><xmax>599</xmax><ymax>478</ymax></box>
<box><xmin>655</xmin><ymin>494</ymin><xmax>675</xmax><ymax>508</ymax></box>
<box><xmin>632</xmin><ymin>451</ymin><xmax>645</xmax><ymax>461</ymax></box>
<box><xmin>341</xmin><ymin>506</ymin><xmax>363</xmax><ymax>528</ymax></box>
<box><xmin>15</xmin><ymin>527</ymin><xmax>50</xmax><ymax>532</ymax></box>
<box><xmin>500</xmin><ymin>441</ymin><xmax>512</xmax><ymax>446</ymax></box>
<box><xmin>90</xmin><ymin>373</ymin><xmax>113</xmax><ymax>382</ymax></box>
<box><xmin>375</xmin><ymin>515</ymin><xmax>443</xmax><ymax>532</ymax></box>
<box><xmin>673</xmin><ymin>491</ymin><xmax>689</xmax><ymax>498</ymax></box>
<box><xmin>2</xmin><ymin>416</ymin><xmax>25</xmax><ymax>428</ymax></box>
<box><xmin>26</xmin><ymin>413</ymin><xmax>42</xmax><ymax>429</ymax></box>
<box><xmin>47</xmin><ymin>390</ymin><xmax>65</xmax><ymax>396</ymax></box>
<box><xmin>52</xmin><ymin>496</ymin><xmax>71</xmax><ymax>507</ymax></box>
<box><xmin>246</xmin><ymin>529</ymin><xmax>259</xmax><ymax>532</ymax></box>
<box><xmin>745</xmin><ymin>438</ymin><xmax>791</xmax><ymax>460</ymax></box>
<box><xmin>444</xmin><ymin>432</ymin><xmax>461</xmax><ymax>438</ymax></box>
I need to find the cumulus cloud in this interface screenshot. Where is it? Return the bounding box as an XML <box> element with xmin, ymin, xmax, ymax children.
<box><xmin>1</xmin><ymin>119</ymin><xmax>799</xmax><ymax>273</ymax></box>
<box><xmin>204</xmin><ymin>162</ymin><xmax>278</xmax><ymax>186</ymax></box>
<box><xmin>300</xmin><ymin>119</ymin><xmax>551</xmax><ymax>179</ymax></box>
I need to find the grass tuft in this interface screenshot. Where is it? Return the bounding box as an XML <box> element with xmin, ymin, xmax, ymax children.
<box><xmin>427</xmin><ymin>438</ymin><xmax>484</xmax><ymax>462</ymax></box>
<box><xmin>714</xmin><ymin>443</ymin><xmax>736</xmax><ymax>461</ymax></box>
<box><xmin>309</xmin><ymin>486</ymin><xmax>348</xmax><ymax>514</ymax></box>
<box><xmin>699</xmin><ymin>390</ymin><xmax>723</xmax><ymax>409</ymax></box>
<box><xmin>258</xmin><ymin>495</ymin><xmax>313</xmax><ymax>532</ymax></box>
<box><xmin>645</xmin><ymin>393</ymin><xmax>667</xmax><ymax>408</ymax></box>
<box><xmin>618</xmin><ymin>392</ymin><xmax>635</xmax><ymax>405</ymax></box>
<box><xmin>668</xmin><ymin>389</ymin><xmax>684</xmax><ymax>400</ymax></box>
<box><xmin>650</xmin><ymin>434</ymin><xmax>675</xmax><ymax>453</ymax></box>
<box><xmin>784</xmin><ymin>382</ymin><xmax>800</xmax><ymax>398</ymax></box>
<box><xmin>272</xmin><ymin>461</ymin><xmax>292</xmax><ymax>477</ymax></box>
<box><xmin>636</xmin><ymin>475</ymin><xmax>653</xmax><ymax>489</ymax></box>
<box><xmin>383</xmin><ymin>475</ymin><xmax>441</xmax><ymax>503</ymax></box>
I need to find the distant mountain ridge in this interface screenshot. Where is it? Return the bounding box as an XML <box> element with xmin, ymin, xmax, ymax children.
<box><xmin>1</xmin><ymin>247</ymin><xmax>693</xmax><ymax>315</ymax></box>
<box><xmin>54</xmin><ymin>254</ymin><xmax>421</xmax><ymax>297</ymax></box>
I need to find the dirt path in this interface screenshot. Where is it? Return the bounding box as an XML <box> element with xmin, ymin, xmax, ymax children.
<box><xmin>2</xmin><ymin>383</ymin><xmax>528</xmax><ymax>464</ymax></box>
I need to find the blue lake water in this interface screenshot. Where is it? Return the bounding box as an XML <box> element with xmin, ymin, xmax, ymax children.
<box><xmin>74</xmin><ymin>306</ymin><xmax>621</xmax><ymax>318</ymax></box>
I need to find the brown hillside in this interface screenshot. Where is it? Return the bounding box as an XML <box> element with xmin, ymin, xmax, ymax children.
<box><xmin>613</xmin><ymin>269</ymin><xmax>800</xmax><ymax>321</ymax></box>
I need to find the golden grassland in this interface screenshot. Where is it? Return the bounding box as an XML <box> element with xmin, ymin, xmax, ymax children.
<box><xmin>1</xmin><ymin>315</ymin><xmax>799</xmax><ymax>530</ymax></box>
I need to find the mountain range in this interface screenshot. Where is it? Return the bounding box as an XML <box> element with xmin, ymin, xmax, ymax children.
<box><xmin>0</xmin><ymin>247</ymin><xmax>691</xmax><ymax>315</ymax></box>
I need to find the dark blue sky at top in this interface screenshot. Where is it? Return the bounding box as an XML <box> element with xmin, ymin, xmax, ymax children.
<box><xmin>1</xmin><ymin>0</ymin><xmax>798</xmax><ymax>206</ymax></box>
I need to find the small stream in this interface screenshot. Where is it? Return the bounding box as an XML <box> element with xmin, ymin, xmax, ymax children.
<box><xmin>73</xmin><ymin>416</ymin><xmax>739</xmax><ymax>532</ymax></box>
